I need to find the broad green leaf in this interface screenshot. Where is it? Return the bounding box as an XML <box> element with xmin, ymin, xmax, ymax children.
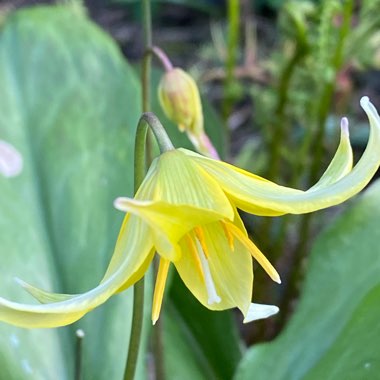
<box><xmin>234</xmin><ymin>180</ymin><xmax>380</xmax><ymax>380</ymax></box>
<box><xmin>305</xmin><ymin>284</ymin><xmax>380</xmax><ymax>380</ymax></box>
<box><xmin>164</xmin><ymin>272</ymin><xmax>243</xmax><ymax>380</ymax></box>
<box><xmin>0</xmin><ymin>5</ymin><xmax>146</xmax><ymax>379</ymax></box>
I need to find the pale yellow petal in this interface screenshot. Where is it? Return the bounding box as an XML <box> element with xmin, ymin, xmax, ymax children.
<box><xmin>153</xmin><ymin>150</ymin><xmax>233</xmax><ymax>219</ymax></box>
<box><xmin>181</xmin><ymin>97</ymin><xmax>380</xmax><ymax>215</ymax></box>
<box><xmin>0</xmin><ymin>216</ymin><xmax>153</xmax><ymax>328</ymax></box>
<box><xmin>114</xmin><ymin>198</ymin><xmax>230</xmax><ymax>260</ymax></box>
<box><xmin>175</xmin><ymin>223</ymin><xmax>252</xmax><ymax>315</ymax></box>
<box><xmin>152</xmin><ymin>258</ymin><xmax>170</xmax><ymax>325</ymax></box>
<box><xmin>309</xmin><ymin>117</ymin><xmax>353</xmax><ymax>190</ymax></box>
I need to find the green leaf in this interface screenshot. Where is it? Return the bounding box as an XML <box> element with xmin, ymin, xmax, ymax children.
<box><xmin>304</xmin><ymin>284</ymin><xmax>380</xmax><ymax>380</ymax></box>
<box><xmin>0</xmin><ymin>5</ymin><xmax>145</xmax><ymax>379</ymax></box>
<box><xmin>164</xmin><ymin>272</ymin><xmax>243</xmax><ymax>380</ymax></box>
<box><xmin>235</xmin><ymin>180</ymin><xmax>380</xmax><ymax>380</ymax></box>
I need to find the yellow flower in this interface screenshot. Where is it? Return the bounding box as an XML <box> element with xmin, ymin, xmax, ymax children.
<box><xmin>1</xmin><ymin>97</ymin><xmax>380</xmax><ymax>328</ymax></box>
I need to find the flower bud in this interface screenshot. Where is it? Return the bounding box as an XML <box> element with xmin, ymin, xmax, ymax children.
<box><xmin>158</xmin><ymin>68</ymin><xmax>219</xmax><ymax>159</ymax></box>
<box><xmin>158</xmin><ymin>68</ymin><xmax>203</xmax><ymax>136</ymax></box>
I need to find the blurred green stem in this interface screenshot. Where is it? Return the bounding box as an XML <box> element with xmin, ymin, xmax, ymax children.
<box><xmin>123</xmin><ymin>0</ymin><xmax>152</xmax><ymax>379</ymax></box>
<box><xmin>222</xmin><ymin>0</ymin><xmax>240</xmax><ymax>158</ymax></box>
<box><xmin>124</xmin><ymin>112</ymin><xmax>173</xmax><ymax>380</ymax></box>
<box><xmin>258</xmin><ymin>41</ymin><xmax>307</xmax><ymax>254</ymax></box>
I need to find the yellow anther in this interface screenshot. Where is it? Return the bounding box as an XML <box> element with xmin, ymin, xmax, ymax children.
<box><xmin>194</xmin><ymin>227</ymin><xmax>210</xmax><ymax>258</ymax></box>
<box><xmin>185</xmin><ymin>234</ymin><xmax>205</xmax><ymax>282</ymax></box>
<box><xmin>220</xmin><ymin>221</ymin><xmax>235</xmax><ymax>251</ymax></box>
<box><xmin>225</xmin><ymin>222</ymin><xmax>281</xmax><ymax>284</ymax></box>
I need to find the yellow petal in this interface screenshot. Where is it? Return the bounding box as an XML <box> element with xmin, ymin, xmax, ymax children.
<box><xmin>114</xmin><ymin>198</ymin><xmax>230</xmax><ymax>261</ymax></box>
<box><xmin>181</xmin><ymin>97</ymin><xmax>380</xmax><ymax>215</ymax></box>
<box><xmin>0</xmin><ymin>216</ymin><xmax>153</xmax><ymax>328</ymax></box>
<box><xmin>152</xmin><ymin>258</ymin><xmax>170</xmax><ymax>325</ymax></box>
<box><xmin>308</xmin><ymin>117</ymin><xmax>353</xmax><ymax>190</ymax></box>
<box><xmin>175</xmin><ymin>223</ymin><xmax>253</xmax><ymax>315</ymax></box>
<box><xmin>153</xmin><ymin>150</ymin><xmax>233</xmax><ymax>219</ymax></box>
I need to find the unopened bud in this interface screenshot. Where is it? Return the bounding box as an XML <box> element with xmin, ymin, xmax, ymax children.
<box><xmin>158</xmin><ymin>68</ymin><xmax>203</xmax><ymax>136</ymax></box>
<box><xmin>158</xmin><ymin>68</ymin><xmax>219</xmax><ymax>159</ymax></box>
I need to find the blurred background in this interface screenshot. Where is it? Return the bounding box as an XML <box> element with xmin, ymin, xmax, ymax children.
<box><xmin>0</xmin><ymin>1</ymin><xmax>379</xmax><ymax>379</ymax></box>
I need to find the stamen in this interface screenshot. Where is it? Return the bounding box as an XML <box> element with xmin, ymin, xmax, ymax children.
<box><xmin>194</xmin><ymin>227</ymin><xmax>210</xmax><ymax>258</ymax></box>
<box><xmin>220</xmin><ymin>221</ymin><xmax>235</xmax><ymax>251</ymax></box>
<box><xmin>152</xmin><ymin>259</ymin><xmax>170</xmax><ymax>325</ymax></box>
<box><xmin>226</xmin><ymin>222</ymin><xmax>281</xmax><ymax>284</ymax></box>
<box><xmin>185</xmin><ymin>235</ymin><xmax>205</xmax><ymax>281</ymax></box>
<box><xmin>194</xmin><ymin>238</ymin><xmax>221</xmax><ymax>305</ymax></box>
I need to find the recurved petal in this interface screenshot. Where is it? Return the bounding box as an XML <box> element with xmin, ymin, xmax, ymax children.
<box><xmin>308</xmin><ymin>117</ymin><xmax>353</xmax><ymax>191</ymax></box>
<box><xmin>114</xmin><ymin>198</ymin><xmax>229</xmax><ymax>260</ymax></box>
<box><xmin>183</xmin><ymin>97</ymin><xmax>380</xmax><ymax>215</ymax></box>
<box><xmin>0</xmin><ymin>215</ymin><xmax>154</xmax><ymax>328</ymax></box>
<box><xmin>175</xmin><ymin>222</ymin><xmax>252</xmax><ymax>315</ymax></box>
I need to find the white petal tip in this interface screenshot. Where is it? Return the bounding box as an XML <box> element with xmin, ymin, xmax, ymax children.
<box><xmin>0</xmin><ymin>140</ymin><xmax>23</xmax><ymax>178</ymax></box>
<box><xmin>243</xmin><ymin>303</ymin><xmax>279</xmax><ymax>323</ymax></box>
<box><xmin>360</xmin><ymin>96</ymin><xmax>370</xmax><ymax>107</ymax></box>
<box><xmin>272</xmin><ymin>273</ymin><xmax>281</xmax><ymax>284</ymax></box>
<box><xmin>76</xmin><ymin>329</ymin><xmax>85</xmax><ymax>338</ymax></box>
<box><xmin>341</xmin><ymin>117</ymin><xmax>349</xmax><ymax>137</ymax></box>
<box><xmin>152</xmin><ymin>319</ymin><xmax>158</xmax><ymax>326</ymax></box>
<box><xmin>14</xmin><ymin>277</ymin><xmax>26</xmax><ymax>287</ymax></box>
<box><xmin>360</xmin><ymin>96</ymin><xmax>380</xmax><ymax>120</ymax></box>
<box><xmin>113</xmin><ymin>197</ymin><xmax>127</xmax><ymax>211</ymax></box>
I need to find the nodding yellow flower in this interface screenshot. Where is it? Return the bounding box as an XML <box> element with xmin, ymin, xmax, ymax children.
<box><xmin>1</xmin><ymin>97</ymin><xmax>380</xmax><ymax>328</ymax></box>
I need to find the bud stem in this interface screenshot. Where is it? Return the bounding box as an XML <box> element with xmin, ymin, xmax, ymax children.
<box><xmin>150</xmin><ymin>46</ymin><xmax>174</xmax><ymax>71</ymax></box>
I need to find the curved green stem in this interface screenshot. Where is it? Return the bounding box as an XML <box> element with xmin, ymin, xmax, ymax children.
<box><xmin>123</xmin><ymin>1</ymin><xmax>153</xmax><ymax>379</ymax></box>
<box><xmin>123</xmin><ymin>112</ymin><xmax>172</xmax><ymax>380</ymax></box>
<box><xmin>123</xmin><ymin>278</ymin><xmax>145</xmax><ymax>380</ymax></box>
<box><xmin>139</xmin><ymin>113</ymin><xmax>175</xmax><ymax>154</ymax></box>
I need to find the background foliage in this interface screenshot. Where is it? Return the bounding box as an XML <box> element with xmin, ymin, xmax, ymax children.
<box><xmin>0</xmin><ymin>1</ymin><xmax>379</xmax><ymax>379</ymax></box>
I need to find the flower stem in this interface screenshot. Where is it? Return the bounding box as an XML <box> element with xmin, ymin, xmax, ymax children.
<box><xmin>222</xmin><ymin>0</ymin><xmax>240</xmax><ymax>158</ymax></box>
<box><xmin>141</xmin><ymin>0</ymin><xmax>152</xmax><ymax>113</ymax></box>
<box><xmin>138</xmin><ymin>113</ymin><xmax>175</xmax><ymax>154</ymax></box>
<box><xmin>123</xmin><ymin>114</ymin><xmax>172</xmax><ymax>380</ymax></box>
<box><xmin>150</xmin><ymin>46</ymin><xmax>173</xmax><ymax>71</ymax></box>
<box><xmin>123</xmin><ymin>1</ymin><xmax>152</xmax><ymax>379</ymax></box>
